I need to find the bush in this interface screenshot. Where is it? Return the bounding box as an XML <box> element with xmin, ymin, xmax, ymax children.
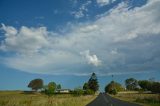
<box><xmin>109</xmin><ymin>89</ymin><xmax>117</xmax><ymax>95</ymax></box>
<box><xmin>44</xmin><ymin>82</ymin><xmax>56</xmax><ymax>96</ymax></box>
<box><xmin>73</xmin><ymin>88</ymin><xmax>84</xmax><ymax>96</ymax></box>
<box><xmin>150</xmin><ymin>82</ymin><xmax>160</xmax><ymax>93</ymax></box>
<box><xmin>84</xmin><ymin>89</ymin><xmax>94</xmax><ymax>95</ymax></box>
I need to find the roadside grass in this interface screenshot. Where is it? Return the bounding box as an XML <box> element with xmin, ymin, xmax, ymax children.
<box><xmin>113</xmin><ymin>92</ymin><xmax>160</xmax><ymax>106</ymax></box>
<box><xmin>0</xmin><ymin>91</ymin><xmax>96</xmax><ymax>106</ymax></box>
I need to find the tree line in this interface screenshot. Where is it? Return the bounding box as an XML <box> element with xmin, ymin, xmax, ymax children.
<box><xmin>27</xmin><ymin>73</ymin><xmax>99</xmax><ymax>96</ymax></box>
<box><xmin>105</xmin><ymin>77</ymin><xmax>160</xmax><ymax>95</ymax></box>
<box><xmin>27</xmin><ymin>74</ymin><xmax>160</xmax><ymax>96</ymax></box>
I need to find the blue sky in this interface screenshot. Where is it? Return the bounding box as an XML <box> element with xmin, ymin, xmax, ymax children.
<box><xmin>0</xmin><ymin>0</ymin><xmax>160</xmax><ymax>91</ymax></box>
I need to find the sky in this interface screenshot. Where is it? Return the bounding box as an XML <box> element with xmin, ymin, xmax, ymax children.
<box><xmin>0</xmin><ymin>0</ymin><xmax>160</xmax><ymax>91</ymax></box>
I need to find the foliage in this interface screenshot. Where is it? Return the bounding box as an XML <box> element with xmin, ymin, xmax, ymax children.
<box><xmin>73</xmin><ymin>88</ymin><xmax>84</xmax><ymax>96</ymax></box>
<box><xmin>105</xmin><ymin>81</ymin><xmax>124</xmax><ymax>95</ymax></box>
<box><xmin>109</xmin><ymin>89</ymin><xmax>117</xmax><ymax>95</ymax></box>
<box><xmin>56</xmin><ymin>84</ymin><xmax>61</xmax><ymax>89</ymax></box>
<box><xmin>88</xmin><ymin>73</ymin><xmax>99</xmax><ymax>93</ymax></box>
<box><xmin>83</xmin><ymin>82</ymin><xmax>89</xmax><ymax>90</ymax></box>
<box><xmin>150</xmin><ymin>82</ymin><xmax>160</xmax><ymax>93</ymax></box>
<box><xmin>28</xmin><ymin>78</ymin><xmax>43</xmax><ymax>91</ymax></box>
<box><xmin>138</xmin><ymin>80</ymin><xmax>152</xmax><ymax>91</ymax></box>
<box><xmin>45</xmin><ymin>82</ymin><xmax>56</xmax><ymax>95</ymax></box>
<box><xmin>84</xmin><ymin>89</ymin><xmax>95</xmax><ymax>95</ymax></box>
<box><xmin>138</xmin><ymin>80</ymin><xmax>160</xmax><ymax>93</ymax></box>
<box><xmin>125</xmin><ymin>78</ymin><xmax>138</xmax><ymax>90</ymax></box>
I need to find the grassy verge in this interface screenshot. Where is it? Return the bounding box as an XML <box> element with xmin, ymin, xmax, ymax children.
<box><xmin>112</xmin><ymin>92</ymin><xmax>160</xmax><ymax>106</ymax></box>
<box><xmin>0</xmin><ymin>91</ymin><xmax>96</xmax><ymax>106</ymax></box>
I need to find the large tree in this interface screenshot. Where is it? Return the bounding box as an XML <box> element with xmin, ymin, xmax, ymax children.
<box><xmin>105</xmin><ymin>81</ymin><xmax>124</xmax><ymax>95</ymax></box>
<box><xmin>88</xmin><ymin>73</ymin><xmax>99</xmax><ymax>93</ymax></box>
<box><xmin>125</xmin><ymin>78</ymin><xmax>138</xmax><ymax>90</ymax></box>
<box><xmin>28</xmin><ymin>78</ymin><xmax>43</xmax><ymax>91</ymax></box>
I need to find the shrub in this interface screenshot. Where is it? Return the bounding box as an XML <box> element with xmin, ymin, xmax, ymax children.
<box><xmin>109</xmin><ymin>89</ymin><xmax>117</xmax><ymax>95</ymax></box>
<box><xmin>84</xmin><ymin>89</ymin><xmax>94</xmax><ymax>95</ymax></box>
<box><xmin>150</xmin><ymin>82</ymin><xmax>160</xmax><ymax>93</ymax></box>
<box><xmin>73</xmin><ymin>88</ymin><xmax>84</xmax><ymax>96</ymax></box>
<box><xmin>44</xmin><ymin>82</ymin><xmax>56</xmax><ymax>96</ymax></box>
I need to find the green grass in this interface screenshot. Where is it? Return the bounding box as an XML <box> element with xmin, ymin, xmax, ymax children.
<box><xmin>113</xmin><ymin>92</ymin><xmax>160</xmax><ymax>106</ymax></box>
<box><xmin>0</xmin><ymin>91</ymin><xmax>96</xmax><ymax>106</ymax></box>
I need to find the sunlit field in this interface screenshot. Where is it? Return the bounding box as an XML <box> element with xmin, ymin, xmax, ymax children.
<box><xmin>114</xmin><ymin>92</ymin><xmax>160</xmax><ymax>106</ymax></box>
<box><xmin>0</xmin><ymin>91</ymin><xmax>96</xmax><ymax>106</ymax></box>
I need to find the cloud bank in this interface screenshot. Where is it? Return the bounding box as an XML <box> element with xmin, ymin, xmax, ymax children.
<box><xmin>0</xmin><ymin>0</ymin><xmax>160</xmax><ymax>76</ymax></box>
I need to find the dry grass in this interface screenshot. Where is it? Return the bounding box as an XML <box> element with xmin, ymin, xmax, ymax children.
<box><xmin>113</xmin><ymin>92</ymin><xmax>160</xmax><ymax>106</ymax></box>
<box><xmin>0</xmin><ymin>91</ymin><xmax>96</xmax><ymax>106</ymax></box>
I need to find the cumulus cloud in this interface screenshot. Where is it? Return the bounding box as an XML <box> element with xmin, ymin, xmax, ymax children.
<box><xmin>0</xmin><ymin>0</ymin><xmax>160</xmax><ymax>75</ymax></box>
<box><xmin>0</xmin><ymin>24</ymin><xmax>49</xmax><ymax>54</ymax></box>
<box><xmin>80</xmin><ymin>50</ymin><xmax>101</xmax><ymax>66</ymax></box>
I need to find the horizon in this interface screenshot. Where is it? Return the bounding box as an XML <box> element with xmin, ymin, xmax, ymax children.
<box><xmin>0</xmin><ymin>0</ymin><xmax>160</xmax><ymax>91</ymax></box>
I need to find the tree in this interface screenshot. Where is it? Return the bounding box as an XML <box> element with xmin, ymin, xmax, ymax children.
<box><xmin>83</xmin><ymin>82</ymin><xmax>89</xmax><ymax>90</ymax></box>
<box><xmin>138</xmin><ymin>80</ymin><xmax>152</xmax><ymax>91</ymax></box>
<box><xmin>151</xmin><ymin>82</ymin><xmax>160</xmax><ymax>93</ymax></box>
<box><xmin>28</xmin><ymin>78</ymin><xmax>43</xmax><ymax>91</ymax></box>
<box><xmin>125</xmin><ymin>78</ymin><xmax>138</xmax><ymax>90</ymax></box>
<box><xmin>45</xmin><ymin>82</ymin><xmax>56</xmax><ymax>95</ymax></box>
<box><xmin>88</xmin><ymin>73</ymin><xmax>99</xmax><ymax>93</ymax></box>
<box><xmin>56</xmin><ymin>84</ymin><xmax>61</xmax><ymax>89</ymax></box>
<box><xmin>105</xmin><ymin>81</ymin><xmax>124</xmax><ymax>95</ymax></box>
<box><xmin>138</xmin><ymin>80</ymin><xmax>160</xmax><ymax>93</ymax></box>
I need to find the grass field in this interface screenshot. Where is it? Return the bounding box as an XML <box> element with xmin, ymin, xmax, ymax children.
<box><xmin>113</xmin><ymin>92</ymin><xmax>160</xmax><ymax>106</ymax></box>
<box><xmin>0</xmin><ymin>91</ymin><xmax>96</xmax><ymax>106</ymax></box>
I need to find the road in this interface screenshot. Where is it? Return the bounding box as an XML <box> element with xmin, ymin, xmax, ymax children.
<box><xmin>86</xmin><ymin>93</ymin><xmax>141</xmax><ymax>106</ymax></box>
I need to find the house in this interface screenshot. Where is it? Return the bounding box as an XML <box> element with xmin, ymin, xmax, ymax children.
<box><xmin>56</xmin><ymin>89</ymin><xmax>71</xmax><ymax>93</ymax></box>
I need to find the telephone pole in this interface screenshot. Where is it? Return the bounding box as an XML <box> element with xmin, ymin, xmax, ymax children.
<box><xmin>111</xmin><ymin>75</ymin><xmax>114</xmax><ymax>81</ymax></box>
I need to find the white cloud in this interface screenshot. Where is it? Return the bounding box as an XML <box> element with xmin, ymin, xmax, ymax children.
<box><xmin>71</xmin><ymin>0</ymin><xmax>91</xmax><ymax>19</ymax></box>
<box><xmin>0</xmin><ymin>0</ymin><xmax>160</xmax><ymax>75</ymax></box>
<box><xmin>72</xmin><ymin>11</ymin><xmax>84</xmax><ymax>19</ymax></box>
<box><xmin>96</xmin><ymin>0</ymin><xmax>116</xmax><ymax>6</ymax></box>
<box><xmin>0</xmin><ymin>24</ymin><xmax>49</xmax><ymax>54</ymax></box>
<box><xmin>1</xmin><ymin>24</ymin><xmax>17</xmax><ymax>36</ymax></box>
<box><xmin>80</xmin><ymin>50</ymin><xmax>101</xmax><ymax>66</ymax></box>
<box><xmin>97</xmin><ymin>0</ymin><xmax>110</xmax><ymax>6</ymax></box>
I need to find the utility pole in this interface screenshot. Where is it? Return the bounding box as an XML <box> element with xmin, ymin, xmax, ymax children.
<box><xmin>111</xmin><ymin>75</ymin><xmax>114</xmax><ymax>82</ymax></box>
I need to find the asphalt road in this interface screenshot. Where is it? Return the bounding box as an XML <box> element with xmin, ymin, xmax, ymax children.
<box><xmin>86</xmin><ymin>93</ymin><xmax>141</xmax><ymax>106</ymax></box>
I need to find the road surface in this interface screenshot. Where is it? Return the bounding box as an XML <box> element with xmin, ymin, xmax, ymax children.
<box><xmin>86</xmin><ymin>93</ymin><xmax>141</xmax><ymax>106</ymax></box>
